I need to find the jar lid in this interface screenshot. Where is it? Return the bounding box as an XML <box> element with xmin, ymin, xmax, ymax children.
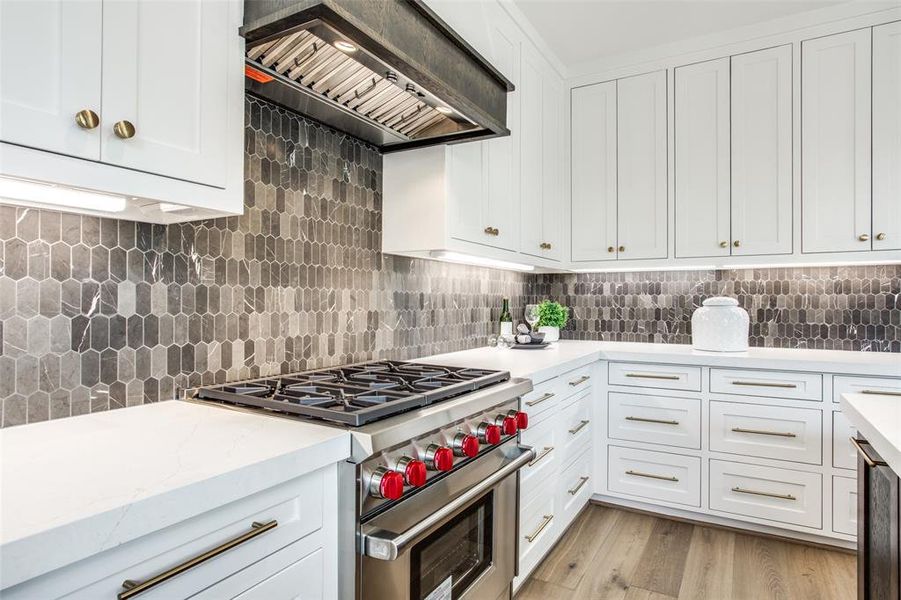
<box><xmin>702</xmin><ymin>296</ymin><xmax>739</xmax><ymax>307</ymax></box>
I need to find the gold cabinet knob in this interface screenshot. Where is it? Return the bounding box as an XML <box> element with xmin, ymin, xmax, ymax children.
<box><xmin>607</xmin><ymin>246</ymin><xmax>615</xmax><ymax>253</ymax></box>
<box><xmin>618</xmin><ymin>245</ymin><xmax>625</xmax><ymax>253</ymax></box>
<box><xmin>113</xmin><ymin>120</ymin><xmax>136</xmax><ymax>139</ymax></box>
<box><xmin>539</xmin><ymin>242</ymin><xmax>552</xmax><ymax>250</ymax></box>
<box><xmin>733</xmin><ymin>240</ymin><xmax>741</xmax><ymax>248</ymax></box>
<box><xmin>876</xmin><ymin>232</ymin><xmax>886</xmax><ymax>241</ymax></box>
<box><xmin>483</xmin><ymin>226</ymin><xmax>499</xmax><ymax>236</ymax></box>
<box><xmin>858</xmin><ymin>233</ymin><xmax>870</xmax><ymax>242</ymax></box>
<box><xmin>719</xmin><ymin>241</ymin><xmax>728</xmax><ymax>248</ymax></box>
<box><xmin>75</xmin><ymin>109</ymin><xmax>100</xmax><ymax>130</ymax></box>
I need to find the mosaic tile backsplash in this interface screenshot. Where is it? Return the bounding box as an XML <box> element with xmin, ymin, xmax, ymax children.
<box><xmin>0</xmin><ymin>96</ymin><xmax>898</xmax><ymax>427</ymax></box>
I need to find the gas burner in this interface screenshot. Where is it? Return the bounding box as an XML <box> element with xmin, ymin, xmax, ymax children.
<box><xmin>193</xmin><ymin>360</ymin><xmax>510</xmax><ymax>426</ymax></box>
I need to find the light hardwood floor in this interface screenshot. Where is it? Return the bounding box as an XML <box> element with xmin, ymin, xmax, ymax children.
<box><xmin>515</xmin><ymin>504</ymin><xmax>856</xmax><ymax>600</ymax></box>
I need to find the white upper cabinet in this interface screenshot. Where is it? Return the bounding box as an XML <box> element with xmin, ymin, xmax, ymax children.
<box><xmin>873</xmin><ymin>21</ymin><xmax>901</xmax><ymax>252</ymax></box>
<box><xmin>101</xmin><ymin>0</ymin><xmax>230</xmax><ymax>188</ymax></box>
<box><xmin>519</xmin><ymin>46</ymin><xmax>543</xmax><ymax>257</ymax></box>
<box><xmin>571</xmin><ymin>81</ymin><xmax>617</xmax><ymax>262</ymax></box>
<box><xmin>731</xmin><ymin>45</ymin><xmax>793</xmax><ymax>256</ymax></box>
<box><xmin>540</xmin><ymin>76</ymin><xmax>564</xmax><ymax>261</ymax></box>
<box><xmin>674</xmin><ymin>58</ymin><xmax>731</xmax><ymax>258</ymax></box>
<box><xmin>448</xmin><ymin>142</ymin><xmax>486</xmax><ymax>244</ymax></box>
<box><xmin>802</xmin><ymin>29</ymin><xmax>872</xmax><ymax>253</ymax></box>
<box><xmin>617</xmin><ymin>70</ymin><xmax>668</xmax><ymax>260</ymax></box>
<box><xmin>0</xmin><ymin>0</ymin><xmax>103</xmax><ymax>160</ymax></box>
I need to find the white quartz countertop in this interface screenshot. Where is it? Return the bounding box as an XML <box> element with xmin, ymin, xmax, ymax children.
<box><xmin>841</xmin><ymin>392</ymin><xmax>901</xmax><ymax>475</ymax></box>
<box><xmin>0</xmin><ymin>400</ymin><xmax>350</xmax><ymax>588</ymax></box>
<box><xmin>420</xmin><ymin>340</ymin><xmax>901</xmax><ymax>383</ymax></box>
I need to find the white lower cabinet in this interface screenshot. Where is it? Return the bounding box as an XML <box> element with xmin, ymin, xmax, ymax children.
<box><xmin>559</xmin><ymin>448</ymin><xmax>594</xmax><ymax>526</ymax></box>
<box><xmin>832</xmin><ymin>476</ymin><xmax>858</xmax><ymax>536</ymax></box>
<box><xmin>608</xmin><ymin>445</ymin><xmax>702</xmax><ymax>507</ymax></box>
<box><xmin>608</xmin><ymin>392</ymin><xmax>701</xmax><ymax>449</ymax></box>
<box><xmin>833</xmin><ymin>410</ymin><xmax>858</xmax><ymax>470</ymax></box>
<box><xmin>708</xmin><ymin>401</ymin><xmax>822</xmax><ymax>465</ymax></box>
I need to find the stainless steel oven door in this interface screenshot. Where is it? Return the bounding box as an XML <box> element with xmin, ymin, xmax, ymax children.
<box><xmin>359</xmin><ymin>443</ymin><xmax>534</xmax><ymax>600</ymax></box>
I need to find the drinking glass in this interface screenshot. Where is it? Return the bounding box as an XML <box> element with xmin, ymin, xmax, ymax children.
<box><xmin>524</xmin><ymin>304</ymin><xmax>540</xmax><ymax>331</ymax></box>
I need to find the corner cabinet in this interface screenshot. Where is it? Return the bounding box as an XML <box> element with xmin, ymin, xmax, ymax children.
<box><xmin>570</xmin><ymin>70</ymin><xmax>667</xmax><ymax>264</ymax></box>
<box><xmin>0</xmin><ymin>0</ymin><xmax>244</xmax><ymax>223</ymax></box>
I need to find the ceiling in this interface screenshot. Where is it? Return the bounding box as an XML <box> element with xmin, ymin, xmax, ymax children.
<box><xmin>512</xmin><ymin>0</ymin><xmax>849</xmax><ymax>71</ymax></box>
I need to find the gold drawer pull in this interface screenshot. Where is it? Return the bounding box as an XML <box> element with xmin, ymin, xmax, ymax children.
<box><xmin>567</xmin><ymin>476</ymin><xmax>590</xmax><ymax>495</ymax></box>
<box><xmin>731</xmin><ymin>487</ymin><xmax>796</xmax><ymax>501</ymax></box>
<box><xmin>524</xmin><ymin>514</ymin><xmax>554</xmax><ymax>543</ymax></box>
<box><xmin>526</xmin><ymin>392</ymin><xmax>555</xmax><ymax>407</ymax></box>
<box><xmin>861</xmin><ymin>389</ymin><xmax>901</xmax><ymax>397</ymax></box>
<box><xmin>569</xmin><ymin>375</ymin><xmax>591</xmax><ymax>386</ymax></box>
<box><xmin>118</xmin><ymin>520</ymin><xmax>278</xmax><ymax>599</ymax></box>
<box><xmin>731</xmin><ymin>380</ymin><xmax>797</xmax><ymax>389</ymax></box>
<box><xmin>568</xmin><ymin>419</ymin><xmax>590</xmax><ymax>435</ymax></box>
<box><xmin>528</xmin><ymin>446</ymin><xmax>554</xmax><ymax>467</ymax></box>
<box><xmin>626</xmin><ymin>469</ymin><xmax>678</xmax><ymax>482</ymax></box>
<box><xmin>731</xmin><ymin>427</ymin><xmax>797</xmax><ymax>438</ymax></box>
<box><xmin>625</xmin><ymin>373</ymin><xmax>681</xmax><ymax>381</ymax></box>
<box><xmin>850</xmin><ymin>437</ymin><xmax>888</xmax><ymax>468</ymax></box>
<box><xmin>625</xmin><ymin>416</ymin><xmax>679</xmax><ymax>426</ymax></box>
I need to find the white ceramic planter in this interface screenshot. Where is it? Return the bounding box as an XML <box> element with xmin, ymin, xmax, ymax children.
<box><xmin>691</xmin><ymin>297</ymin><xmax>749</xmax><ymax>352</ymax></box>
<box><xmin>538</xmin><ymin>326</ymin><xmax>560</xmax><ymax>342</ymax></box>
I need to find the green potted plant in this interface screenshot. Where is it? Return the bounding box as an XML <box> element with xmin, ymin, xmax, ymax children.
<box><xmin>536</xmin><ymin>300</ymin><xmax>569</xmax><ymax>342</ymax></box>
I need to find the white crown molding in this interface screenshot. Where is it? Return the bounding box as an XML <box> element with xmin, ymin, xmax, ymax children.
<box><xmin>498</xmin><ymin>0</ymin><xmax>570</xmax><ymax>78</ymax></box>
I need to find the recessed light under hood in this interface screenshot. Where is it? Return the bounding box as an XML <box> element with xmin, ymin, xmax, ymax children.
<box><xmin>241</xmin><ymin>0</ymin><xmax>514</xmax><ymax>152</ymax></box>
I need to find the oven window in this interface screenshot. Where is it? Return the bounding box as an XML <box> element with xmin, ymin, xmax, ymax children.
<box><xmin>410</xmin><ymin>492</ymin><xmax>494</xmax><ymax>600</ymax></box>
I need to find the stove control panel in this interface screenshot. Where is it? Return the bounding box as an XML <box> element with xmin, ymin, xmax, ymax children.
<box><xmin>360</xmin><ymin>399</ymin><xmax>526</xmax><ymax>507</ymax></box>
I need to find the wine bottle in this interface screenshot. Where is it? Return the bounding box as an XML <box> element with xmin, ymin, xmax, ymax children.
<box><xmin>499</xmin><ymin>298</ymin><xmax>513</xmax><ymax>337</ymax></box>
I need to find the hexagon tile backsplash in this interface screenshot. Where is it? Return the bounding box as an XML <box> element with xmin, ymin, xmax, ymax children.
<box><xmin>0</xmin><ymin>96</ymin><xmax>898</xmax><ymax>427</ymax></box>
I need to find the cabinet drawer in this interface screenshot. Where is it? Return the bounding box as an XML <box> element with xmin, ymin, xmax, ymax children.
<box><xmin>832</xmin><ymin>476</ymin><xmax>857</xmax><ymax>536</ymax></box>
<box><xmin>710</xmin><ymin>368</ymin><xmax>822</xmax><ymax>401</ymax></box>
<box><xmin>833</xmin><ymin>411</ymin><xmax>857</xmax><ymax>470</ymax></box>
<box><xmin>519</xmin><ymin>492</ymin><xmax>557</xmax><ymax>577</ymax></box>
<box><xmin>559</xmin><ymin>448</ymin><xmax>593</xmax><ymax>527</ymax></box>
<box><xmin>709</xmin><ymin>401</ymin><xmax>822</xmax><ymax>465</ymax></box>
<box><xmin>521</xmin><ymin>377</ymin><xmax>561</xmax><ymax>424</ymax></box>
<box><xmin>833</xmin><ymin>376</ymin><xmax>901</xmax><ymax>403</ymax></box>
<box><xmin>520</xmin><ymin>417</ymin><xmax>557</xmax><ymax>503</ymax></box>
<box><xmin>609</xmin><ymin>363</ymin><xmax>702</xmax><ymax>392</ymax></box>
<box><xmin>608</xmin><ymin>392</ymin><xmax>701</xmax><ymax>449</ymax></box>
<box><xmin>559</xmin><ymin>391</ymin><xmax>592</xmax><ymax>465</ymax></box>
<box><xmin>607</xmin><ymin>445</ymin><xmax>701</xmax><ymax>507</ymax></box>
<box><xmin>560</xmin><ymin>364</ymin><xmax>594</xmax><ymax>398</ymax></box>
<box><xmin>709</xmin><ymin>460</ymin><xmax>822</xmax><ymax>529</ymax></box>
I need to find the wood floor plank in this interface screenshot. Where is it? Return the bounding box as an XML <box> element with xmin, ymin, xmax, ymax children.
<box><xmin>623</xmin><ymin>586</ymin><xmax>677</xmax><ymax>600</ymax></box>
<box><xmin>785</xmin><ymin>541</ymin><xmax>857</xmax><ymax>600</ymax></box>
<box><xmin>532</xmin><ymin>505</ymin><xmax>622</xmax><ymax>589</ymax></box>
<box><xmin>677</xmin><ymin>526</ymin><xmax>735</xmax><ymax>599</ymax></box>
<box><xmin>731</xmin><ymin>532</ymin><xmax>793</xmax><ymax>600</ymax></box>
<box><xmin>572</xmin><ymin>509</ymin><xmax>657</xmax><ymax>600</ymax></box>
<box><xmin>515</xmin><ymin>578</ymin><xmax>573</xmax><ymax>600</ymax></box>
<box><xmin>630</xmin><ymin>517</ymin><xmax>695</xmax><ymax>596</ymax></box>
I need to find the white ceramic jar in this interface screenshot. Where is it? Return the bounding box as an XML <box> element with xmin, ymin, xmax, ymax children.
<box><xmin>691</xmin><ymin>297</ymin><xmax>749</xmax><ymax>352</ymax></box>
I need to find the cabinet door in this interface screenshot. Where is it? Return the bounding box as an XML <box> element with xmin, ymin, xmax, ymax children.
<box><xmin>519</xmin><ymin>47</ymin><xmax>543</xmax><ymax>258</ymax></box>
<box><xmin>0</xmin><ymin>0</ymin><xmax>102</xmax><ymax>159</ymax></box>
<box><xmin>675</xmin><ymin>58</ymin><xmax>731</xmax><ymax>258</ymax></box>
<box><xmin>482</xmin><ymin>15</ymin><xmax>519</xmax><ymax>252</ymax></box>
<box><xmin>101</xmin><ymin>0</ymin><xmax>230</xmax><ymax>187</ymax></box>
<box><xmin>856</xmin><ymin>436</ymin><xmax>900</xmax><ymax>600</ymax></box>
<box><xmin>618</xmin><ymin>70</ymin><xmax>668</xmax><ymax>260</ymax></box>
<box><xmin>802</xmin><ymin>29</ymin><xmax>872</xmax><ymax>253</ymax></box>
<box><xmin>731</xmin><ymin>45</ymin><xmax>793</xmax><ymax>256</ymax></box>
<box><xmin>571</xmin><ymin>81</ymin><xmax>617</xmax><ymax>262</ymax></box>
<box><xmin>449</xmin><ymin>142</ymin><xmax>486</xmax><ymax>243</ymax></box>
<box><xmin>541</xmin><ymin>77</ymin><xmax>564</xmax><ymax>261</ymax></box>
<box><xmin>873</xmin><ymin>21</ymin><xmax>901</xmax><ymax>252</ymax></box>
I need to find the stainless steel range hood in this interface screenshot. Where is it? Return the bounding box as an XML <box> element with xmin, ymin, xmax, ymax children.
<box><xmin>241</xmin><ymin>0</ymin><xmax>514</xmax><ymax>151</ymax></box>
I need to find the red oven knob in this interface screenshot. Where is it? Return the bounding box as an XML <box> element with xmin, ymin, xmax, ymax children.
<box><xmin>477</xmin><ymin>422</ymin><xmax>502</xmax><ymax>445</ymax></box>
<box><xmin>513</xmin><ymin>410</ymin><xmax>528</xmax><ymax>430</ymax></box>
<box><xmin>453</xmin><ymin>433</ymin><xmax>480</xmax><ymax>458</ymax></box>
<box><xmin>495</xmin><ymin>414</ymin><xmax>518</xmax><ymax>436</ymax></box>
<box><xmin>425</xmin><ymin>444</ymin><xmax>454</xmax><ymax>471</ymax></box>
<box><xmin>370</xmin><ymin>468</ymin><xmax>404</xmax><ymax>500</ymax></box>
<box><xmin>396</xmin><ymin>456</ymin><xmax>428</xmax><ymax>487</ymax></box>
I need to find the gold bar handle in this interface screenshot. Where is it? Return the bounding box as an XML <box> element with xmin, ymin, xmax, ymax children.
<box><xmin>567</xmin><ymin>476</ymin><xmax>590</xmax><ymax>496</ymax></box>
<box><xmin>731</xmin><ymin>487</ymin><xmax>796</xmax><ymax>501</ymax></box>
<box><xmin>118</xmin><ymin>520</ymin><xmax>278</xmax><ymax>600</ymax></box>
<box><xmin>625</xmin><ymin>416</ymin><xmax>680</xmax><ymax>426</ymax></box>
<box><xmin>568</xmin><ymin>419</ymin><xmax>590</xmax><ymax>435</ymax></box>
<box><xmin>862</xmin><ymin>389</ymin><xmax>901</xmax><ymax>397</ymax></box>
<box><xmin>524</xmin><ymin>514</ymin><xmax>554</xmax><ymax>543</ymax></box>
<box><xmin>526</xmin><ymin>392</ymin><xmax>555</xmax><ymax>407</ymax></box>
<box><xmin>731</xmin><ymin>380</ymin><xmax>797</xmax><ymax>389</ymax></box>
<box><xmin>569</xmin><ymin>375</ymin><xmax>591</xmax><ymax>386</ymax></box>
<box><xmin>625</xmin><ymin>373</ymin><xmax>680</xmax><ymax>381</ymax></box>
<box><xmin>626</xmin><ymin>470</ymin><xmax>678</xmax><ymax>482</ymax></box>
<box><xmin>528</xmin><ymin>446</ymin><xmax>554</xmax><ymax>467</ymax></box>
<box><xmin>850</xmin><ymin>437</ymin><xmax>887</xmax><ymax>468</ymax></box>
<box><xmin>731</xmin><ymin>427</ymin><xmax>797</xmax><ymax>438</ymax></box>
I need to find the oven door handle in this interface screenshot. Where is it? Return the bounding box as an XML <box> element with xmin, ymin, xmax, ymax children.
<box><xmin>361</xmin><ymin>445</ymin><xmax>537</xmax><ymax>561</ymax></box>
